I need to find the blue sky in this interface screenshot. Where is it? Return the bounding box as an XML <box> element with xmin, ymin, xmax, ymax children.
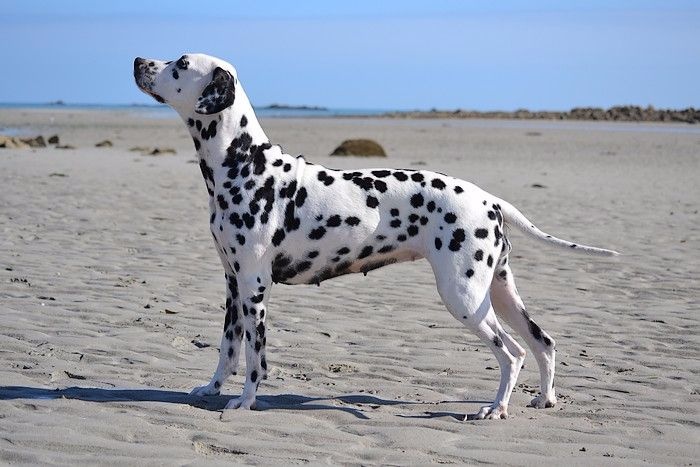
<box><xmin>1</xmin><ymin>0</ymin><xmax>698</xmax><ymax>110</ymax></box>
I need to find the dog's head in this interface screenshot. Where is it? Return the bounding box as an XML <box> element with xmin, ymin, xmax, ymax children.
<box><xmin>134</xmin><ymin>53</ymin><xmax>237</xmax><ymax>115</ymax></box>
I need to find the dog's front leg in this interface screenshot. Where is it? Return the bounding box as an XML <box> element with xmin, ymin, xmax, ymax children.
<box><xmin>190</xmin><ymin>274</ymin><xmax>243</xmax><ymax>396</ymax></box>
<box><xmin>224</xmin><ymin>272</ymin><xmax>270</xmax><ymax>410</ymax></box>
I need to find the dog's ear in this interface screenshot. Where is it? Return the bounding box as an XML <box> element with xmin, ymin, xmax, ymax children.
<box><xmin>194</xmin><ymin>67</ymin><xmax>236</xmax><ymax>115</ymax></box>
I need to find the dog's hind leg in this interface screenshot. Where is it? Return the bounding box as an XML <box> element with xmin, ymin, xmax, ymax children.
<box><xmin>490</xmin><ymin>262</ymin><xmax>557</xmax><ymax>409</ymax></box>
<box><xmin>224</xmin><ymin>271</ymin><xmax>271</xmax><ymax>410</ymax></box>
<box><xmin>431</xmin><ymin>260</ymin><xmax>526</xmax><ymax>419</ymax></box>
<box><xmin>190</xmin><ymin>273</ymin><xmax>244</xmax><ymax>397</ymax></box>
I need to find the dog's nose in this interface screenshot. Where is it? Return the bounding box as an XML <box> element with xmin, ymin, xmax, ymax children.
<box><xmin>134</xmin><ymin>57</ymin><xmax>146</xmax><ymax>70</ymax></box>
<box><xmin>134</xmin><ymin>57</ymin><xmax>149</xmax><ymax>80</ymax></box>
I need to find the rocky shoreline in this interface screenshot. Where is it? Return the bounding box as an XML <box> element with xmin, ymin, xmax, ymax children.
<box><xmin>381</xmin><ymin>105</ymin><xmax>700</xmax><ymax>123</ymax></box>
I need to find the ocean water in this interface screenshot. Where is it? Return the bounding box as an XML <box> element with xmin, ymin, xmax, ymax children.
<box><xmin>0</xmin><ymin>102</ymin><xmax>387</xmax><ymax>119</ymax></box>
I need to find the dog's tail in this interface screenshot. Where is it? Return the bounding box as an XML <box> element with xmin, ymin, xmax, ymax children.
<box><xmin>497</xmin><ymin>199</ymin><xmax>619</xmax><ymax>257</ymax></box>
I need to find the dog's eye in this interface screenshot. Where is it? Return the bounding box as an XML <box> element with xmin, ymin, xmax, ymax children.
<box><xmin>176</xmin><ymin>56</ymin><xmax>190</xmax><ymax>70</ymax></box>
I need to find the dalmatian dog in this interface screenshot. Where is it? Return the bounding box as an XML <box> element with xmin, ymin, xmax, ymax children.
<box><xmin>134</xmin><ymin>54</ymin><xmax>618</xmax><ymax>420</ymax></box>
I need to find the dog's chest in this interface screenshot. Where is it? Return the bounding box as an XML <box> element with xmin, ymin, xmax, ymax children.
<box><xmin>205</xmin><ymin>153</ymin><xmax>300</xmax><ymax>261</ymax></box>
<box><xmin>210</xmin><ymin>173</ymin><xmax>279</xmax><ymax>232</ymax></box>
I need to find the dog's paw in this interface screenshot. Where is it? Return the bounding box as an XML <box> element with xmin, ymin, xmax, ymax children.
<box><xmin>473</xmin><ymin>403</ymin><xmax>508</xmax><ymax>420</ymax></box>
<box><xmin>529</xmin><ymin>393</ymin><xmax>557</xmax><ymax>409</ymax></box>
<box><xmin>224</xmin><ymin>395</ymin><xmax>256</xmax><ymax>410</ymax></box>
<box><xmin>189</xmin><ymin>383</ymin><xmax>220</xmax><ymax>397</ymax></box>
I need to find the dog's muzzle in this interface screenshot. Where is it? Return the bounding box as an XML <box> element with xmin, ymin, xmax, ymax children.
<box><xmin>133</xmin><ymin>57</ymin><xmax>165</xmax><ymax>103</ymax></box>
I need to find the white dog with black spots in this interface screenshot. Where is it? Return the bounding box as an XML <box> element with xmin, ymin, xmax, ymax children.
<box><xmin>134</xmin><ymin>53</ymin><xmax>618</xmax><ymax>420</ymax></box>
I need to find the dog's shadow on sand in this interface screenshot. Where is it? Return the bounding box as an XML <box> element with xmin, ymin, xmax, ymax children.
<box><xmin>0</xmin><ymin>385</ymin><xmax>372</xmax><ymax>418</ymax></box>
<box><xmin>0</xmin><ymin>385</ymin><xmax>483</xmax><ymax>420</ymax></box>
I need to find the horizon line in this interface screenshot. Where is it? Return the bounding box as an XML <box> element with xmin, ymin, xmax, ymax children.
<box><xmin>0</xmin><ymin>101</ymin><xmax>697</xmax><ymax>113</ymax></box>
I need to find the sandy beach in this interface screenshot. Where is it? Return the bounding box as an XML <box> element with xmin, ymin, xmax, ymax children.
<box><xmin>0</xmin><ymin>108</ymin><xmax>698</xmax><ymax>465</ymax></box>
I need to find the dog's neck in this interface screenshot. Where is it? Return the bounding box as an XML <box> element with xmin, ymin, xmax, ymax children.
<box><xmin>183</xmin><ymin>89</ymin><xmax>270</xmax><ymax>170</ymax></box>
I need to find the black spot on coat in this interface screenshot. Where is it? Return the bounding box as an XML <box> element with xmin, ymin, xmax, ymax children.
<box><xmin>410</xmin><ymin>193</ymin><xmax>424</xmax><ymax>208</ymax></box>
<box><xmin>378</xmin><ymin>245</ymin><xmax>394</xmax><ymax>254</ymax></box>
<box><xmin>444</xmin><ymin>212</ymin><xmax>457</xmax><ymax>223</ymax></box>
<box><xmin>358</xmin><ymin>246</ymin><xmax>373</xmax><ymax>259</ymax></box>
<box><xmin>272</xmin><ymin>229</ymin><xmax>285</xmax><ymax>246</ymax></box>
<box><xmin>431</xmin><ymin>178</ymin><xmax>446</xmax><ymax>189</ymax></box>
<box><xmin>449</xmin><ymin>228</ymin><xmax>466</xmax><ymax>251</ymax></box>
<box><xmin>295</xmin><ymin>187</ymin><xmax>307</xmax><ymax>207</ymax></box>
<box><xmin>217</xmin><ymin>194</ymin><xmax>228</xmax><ymax>210</ymax></box>
<box><xmin>374</xmin><ymin>180</ymin><xmax>387</xmax><ymax>193</ymax></box>
<box><xmin>352</xmin><ymin>176</ymin><xmax>374</xmax><ymax>191</ymax></box>
<box><xmin>309</xmin><ymin>226</ymin><xmax>326</xmax><ymax>240</ymax></box>
<box><xmin>326</xmin><ymin>215</ymin><xmax>342</xmax><ymax>227</ymax></box>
